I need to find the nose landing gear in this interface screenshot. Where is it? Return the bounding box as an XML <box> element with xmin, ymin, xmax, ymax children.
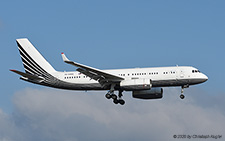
<box><xmin>180</xmin><ymin>85</ymin><xmax>189</xmax><ymax>99</ymax></box>
<box><xmin>180</xmin><ymin>87</ymin><xmax>185</xmax><ymax>99</ymax></box>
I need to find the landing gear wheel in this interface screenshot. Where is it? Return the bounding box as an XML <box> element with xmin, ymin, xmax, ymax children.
<box><xmin>119</xmin><ymin>99</ymin><xmax>125</xmax><ymax>105</ymax></box>
<box><xmin>113</xmin><ymin>99</ymin><xmax>119</xmax><ymax>104</ymax></box>
<box><xmin>105</xmin><ymin>93</ymin><xmax>111</xmax><ymax>99</ymax></box>
<box><xmin>105</xmin><ymin>87</ymin><xmax>126</xmax><ymax>105</ymax></box>
<box><xmin>180</xmin><ymin>94</ymin><xmax>185</xmax><ymax>99</ymax></box>
<box><xmin>111</xmin><ymin>94</ymin><xmax>117</xmax><ymax>100</ymax></box>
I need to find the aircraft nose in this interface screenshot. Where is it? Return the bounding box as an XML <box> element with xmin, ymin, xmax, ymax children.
<box><xmin>202</xmin><ymin>73</ymin><xmax>208</xmax><ymax>82</ymax></box>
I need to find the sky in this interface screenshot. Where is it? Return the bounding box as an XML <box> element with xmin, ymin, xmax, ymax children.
<box><xmin>0</xmin><ymin>0</ymin><xmax>225</xmax><ymax>140</ymax></box>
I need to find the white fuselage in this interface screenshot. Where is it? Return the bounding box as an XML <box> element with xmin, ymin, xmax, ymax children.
<box><xmin>51</xmin><ymin>66</ymin><xmax>208</xmax><ymax>90</ymax></box>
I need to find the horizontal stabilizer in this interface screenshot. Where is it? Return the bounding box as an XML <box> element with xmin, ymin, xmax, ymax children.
<box><xmin>10</xmin><ymin>69</ymin><xmax>44</xmax><ymax>81</ymax></box>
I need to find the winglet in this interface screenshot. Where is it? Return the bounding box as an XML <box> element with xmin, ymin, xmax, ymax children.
<box><xmin>61</xmin><ymin>52</ymin><xmax>70</xmax><ymax>62</ymax></box>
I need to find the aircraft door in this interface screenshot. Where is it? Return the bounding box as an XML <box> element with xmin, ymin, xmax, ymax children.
<box><xmin>176</xmin><ymin>67</ymin><xmax>179</xmax><ymax>79</ymax></box>
<box><xmin>176</xmin><ymin>67</ymin><xmax>184</xmax><ymax>79</ymax></box>
<box><xmin>180</xmin><ymin>70</ymin><xmax>184</xmax><ymax>78</ymax></box>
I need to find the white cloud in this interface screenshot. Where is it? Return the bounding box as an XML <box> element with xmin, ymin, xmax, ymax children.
<box><xmin>0</xmin><ymin>87</ymin><xmax>224</xmax><ymax>141</ymax></box>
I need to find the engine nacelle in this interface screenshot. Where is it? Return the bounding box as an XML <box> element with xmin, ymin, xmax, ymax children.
<box><xmin>132</xmin><ymin>88</ymin><xmax>163</xmax><ymax>99</ymax></box>
<box><xmin>120</xmin><ymin>79</ymin><xmax>152</xmax><ymax>91</ymax></box>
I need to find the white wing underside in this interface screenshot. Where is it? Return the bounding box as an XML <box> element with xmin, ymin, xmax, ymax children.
<box><xmin>61</xmin><ymin>53</ymin><xmax>124</xmax><ymax>86</ymax></box>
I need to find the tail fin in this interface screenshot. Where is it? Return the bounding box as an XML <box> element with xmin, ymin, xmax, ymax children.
<box><xmin>16</xmin><ymin>38</ymin><xmax>56</xmax><ymax>75</ymax></box>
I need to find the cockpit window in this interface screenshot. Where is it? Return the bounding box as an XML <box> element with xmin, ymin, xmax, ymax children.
<box><xmin>192</xmin><ymin>70</ymin><xmax>200</xmax><ymax>73</ymax></box>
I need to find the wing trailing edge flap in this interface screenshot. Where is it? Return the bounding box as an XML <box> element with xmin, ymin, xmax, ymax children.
<box><xmin>61</xmin><ymin>53</ymin><xmax>124</xmax><ymax>83</ymax></box>
<box><xmin>10</xmin><ymin>69</ymin><xmax>45</xmax><ymax>82</ymax></box>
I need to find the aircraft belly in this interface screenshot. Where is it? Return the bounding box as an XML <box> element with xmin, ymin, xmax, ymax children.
<box><xmin>49</xmin><ymin>82</ymin><xmax>104</xmax><ymax>90</ymax></box>
<box><xmin>152</xmin><ymin>79</ymin><xmax>181</xmax><ymax>87</ymax></box>
<box><xmin>152</xmin><ymin>78</ymin><xmax>204</xmax><ymax>87</ymax></box>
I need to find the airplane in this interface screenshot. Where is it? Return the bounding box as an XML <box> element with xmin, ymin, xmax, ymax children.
<box><xmin>10</xmin><ymin>38</ymin><xmax>208</xmax><ymax>105</ymax></box>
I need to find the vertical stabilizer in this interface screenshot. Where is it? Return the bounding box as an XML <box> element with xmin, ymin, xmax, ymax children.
<box><xmin>16</xmin><ymin>38</ymin><xmax>56</xmax><ymax>75</ymax></box>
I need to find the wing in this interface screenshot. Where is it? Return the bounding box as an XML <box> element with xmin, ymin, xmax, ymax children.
<box><xmin>61</xmin><ymin>53</ymin><xmax>124</xmax><ymax>86</ymax></box>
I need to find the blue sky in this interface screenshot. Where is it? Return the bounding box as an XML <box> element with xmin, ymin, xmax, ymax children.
<box><xmin>0</xmin><ymin>0</ymin><xmax>225</xmax><ymax>140</ymax></box>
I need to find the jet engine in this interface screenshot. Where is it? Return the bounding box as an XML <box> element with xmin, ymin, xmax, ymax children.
<box><xmin>132</xmin><ymin>88</ymin><xmax>163</xmax><ymax>99</ymax></box>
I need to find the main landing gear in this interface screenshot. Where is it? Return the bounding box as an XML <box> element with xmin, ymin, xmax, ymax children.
<box><xmin>105</xmin><ymin>84</ymin><xmax>125</xmax><ymax>105</ymax></box>
<box><xmin>105</xmin><ymin>90</ymin><xmax>125</xmax><ymax>105</ymax></box>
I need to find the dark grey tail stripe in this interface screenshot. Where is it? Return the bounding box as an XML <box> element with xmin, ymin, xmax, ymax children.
<box><xmin>24</xmin><ymin>65</ymin><xmax>36</xmax><ymax>74</ymax></box>
<box><xmin>19</xmin><ymin>49</ymin><xmax>48</xmax><ymax>76</ymax></box>
<box><xmin>16</xmin><ymin>41</ymin><xmax>71</xmax><ymax>87</ymax></box>
<box><xmin>21</xmin><ymin>55</ymin><xmax>43</xmax><ymax>75</ymax></box>
<box><xmin>17</xmin><ymin>42</ymin><xmax>48</xmax><ymax>74</ymax></box>
<box><xmin>17</xmin><ymin>42</ymin><xmax>57</xmax><ymax>80</ymax></box>
<box><xmin>23</xmin><ymin>61</ymin><xmax>40</xmax><ymax>75</ymax></box>
<box><xmin>18</xmin><ymin>48</ymin><xmax>46</xmax><ymax>75</ymax></box>
<box><xmin>19</xmin><ymin>50</ymin><xmax>33</xmax><ymax>74</ymax></box>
